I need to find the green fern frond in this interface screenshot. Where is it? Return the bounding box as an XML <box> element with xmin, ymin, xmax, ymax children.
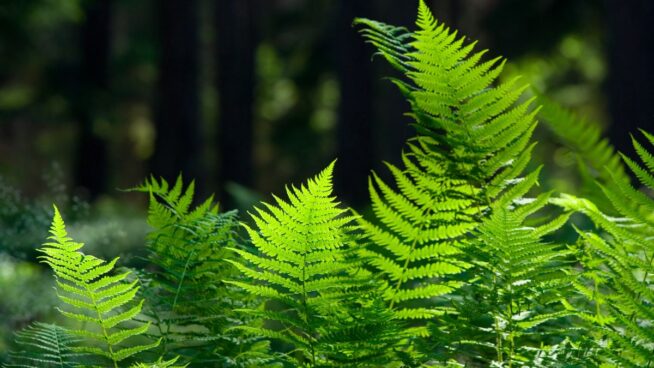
<box><xmin>130</xmin><ymin>176</ymin><xmax>271</xmax><ymax>366</ymax></box>
<box><xmin>4</xmin><ymin>322</ymin><xmax>83</xmax><ymax>368</ymax></box>
<box><xmin>537</xmin><ymin>95</ymin><xmax>626</xmax><ymax>186</ymax></box>
<box><xmin>38</xmin><ymin>206</ymin><xmax>158</xmax><ymax>367</ymax></box>
<box><xmin>552</xmin><ymin>131</ymin><xmax>654</xmax><ymax>366</ymax></box>
<box><xmin>354</xmin><ymin>0</ymin><xmax>541</xmax><ymax>336</ymax></box>
<box><xmin>229</xmin><ymin>162</ymin><xmax>402</xmax><ymax>367</ymax></box>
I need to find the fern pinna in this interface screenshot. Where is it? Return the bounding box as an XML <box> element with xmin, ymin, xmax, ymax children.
<box><xmin>228</xmin><ymin>162</ymin><xmax>402</xmax><ymax>367</ymax></box>
<box><xmin>131</xmin><ymin>176</ymin><xmax>270</xmax><ymax>367</ymax></box>
<box><xmin>555</xmin><ymin>131</ymin><xmax>654</xmax><ymax>366</ymax></box>
<box><xmin>36</xmin><ymin>206</ymin><xmax>159</xmax><ymax>367</ymax></box>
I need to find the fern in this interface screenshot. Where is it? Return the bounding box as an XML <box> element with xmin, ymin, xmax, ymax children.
<box><xmin>129</xmin><ymin>357</ymin><xmax>187</xmax><ymax>368</ymax></box>
<box><xmin>130</xmin><ymin>176</ymin><xmax>271</xmax><ymax>367</ymax></box>
<box><xmin>537</xmin><ymin>95</ymin><xmax>626</xmax><ymax>186</ymax></box>
<box><xmin>4</xmin><ymin>323</ymin><xmax>82</xmax><ymax>368</ymax></box>
<box><xmin>355</xmin><ymin>0</ymin><xmax>539</xmax><ymax>331</ymax></box>
<box><xmin>553</xmin><ymin>131</ymin><xmax>654</xmax><ymax>366</ymax></box>
<box><xmin>228</xmin><ymin>162</ymin><xmax>402</xmax><ymax>367</ymax></box>
<box><xmin>427</xmin><ymin>192</ymin><xmax>574</xmax><ymax>366</ymax></box>
<box><xmin>38</xmin><ymin>206</ymin><xmax>159</xmax><ymax>367</ymax></box>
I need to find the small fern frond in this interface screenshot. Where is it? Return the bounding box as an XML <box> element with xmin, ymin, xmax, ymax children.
<box><xmin>230</xmin><ymin>161</ymin><xmax>402</xmax><ymax>367</ymax></box>
<box><xmin>38</xmin><ymin>206</ymin><xmax>158</xmax><ymax>367</ymax></box>
<box><xmin>552</xmin><ymin>132</ymin><xmax>654</xmax><ymax>366</ymax></box>
<box><xmin>4</xmin><ymin>322</ymin><xmax>83</xmax><ymax>368</ymax></box>
<box><xmin>131</xmin><ymin>176</ymin><xmax>270</xmax><ymax>366</ymax></box>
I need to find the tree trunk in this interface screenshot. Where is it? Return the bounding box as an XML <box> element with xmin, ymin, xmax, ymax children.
<box><xmin>215</xmin><ymin>0</ymin><xmax>256</xmax><ymax>206</ymax></box>
<box><xmin>374</xmin><ymin>0</ymin><xmax>416</xmax><ymax>168</ymax></box>
<box><xmin>606</xmin><ymin>0</ymin><xmax>654</xmax><ymax>154</ymax></box>
<box><xmin>335</xmin><ymin>0</ymin><xmax>374</xmax><ymax>207</ymax></box>
<box><xmin>152</xmin><ymin>0</ymin><xmax>203</xmax><ymax>186</ymax></box>
<box><xmin>74</xmin><ymin>0</ymin><xmax>112</xmax><ymax>200</ymax></box>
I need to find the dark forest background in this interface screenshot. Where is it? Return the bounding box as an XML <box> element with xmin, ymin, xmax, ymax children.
<box><xmin>1</xmin><ymin>0</ymin><xmax>652</xmax><ymax>207</ymax></box>
<box><xmin>0</xmin><ymin>0</ymin><xmax>653</xmax><ymax>352</ymax></box>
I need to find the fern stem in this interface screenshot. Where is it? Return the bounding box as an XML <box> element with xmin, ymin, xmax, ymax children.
<box><xmin>389</xmin><ymin>235</ymin><xmax>421</xmax><ymax>310</ymax></box>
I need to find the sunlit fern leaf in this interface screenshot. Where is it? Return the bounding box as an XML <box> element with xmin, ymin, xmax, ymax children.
<box><xmin>129</xmin><ymin>357</ymin><xmax>187</xmax><ymax>368</ymax></box>
<box><xmin>229</xmin><ymin>161</ymin><xmax>403</xmax><ymax>367</ymax></box>
<box><xmin>354</xmin><ymin>0</ymin><xmax>540</xmax><ymax>339</ymax></box>
<box><xmin>38</xmin><ymin>206</ymin><xmax>159</xmax><ymax>367</ymax></box>
<box><xmin>4</xmin><ymin>322</ymin><xmax>83</xmax><ymax>368</ymax></box>
<box><xmin>130</xmin><ymin>176</ymin><xmax>272</xmax><ymax>367</ymax></box>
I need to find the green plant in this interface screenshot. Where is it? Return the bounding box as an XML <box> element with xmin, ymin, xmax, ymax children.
<box><xmin>130</xmin><ymin>176</ymin><xmax>271</xmax><ymax>367</ymax></box>
<box><xmin>7</xmin><ymin>2</ymin><xmax>654</xmax><ymax>367</ymax></box>
<box><xmin>5</xmin><ymin>322</ymin><xmax>82</xmax><ymax>368</ymax></box>
<box><xmin>37</xmin><ymin>206</ymin><xmax>159</xmax><ymax>367</ymax></box>
<box><xmin>553</xmin><ymin>131</ymin><xmax>654</xmax><ymax>367</ymax></box>
<box><xmin>227</xmin><ymin>162</ymin><xmax>403</xmax><ymax>367</ymax></box>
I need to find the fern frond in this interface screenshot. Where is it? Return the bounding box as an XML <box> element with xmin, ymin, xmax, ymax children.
<box><xmin>537</xmin><ymin>95</ymin><xmax>626</xmax><ymax>185</ymax></box>
<box><xmin>4</xmin><ymin>323</ymin><xmax>83</xmax><ymax>368</ymax></box>
<box><xmin>355</xmin><ymin>0</ymin><xmax>541</xmax><ymax>337</ymax></box>
<box><xmin>38</xmin><ymin>206</ymin><xmax>158</xmax><ymax>367</ymax></box>
<box><xmin>552</xmin><ymin>131</ymin><xmax>654</xmax><ymax>366</ymax></box>
<box><xmin>230</xmin><ymin>162</ymin><xmax>403</xmax><ymax>367</ymax></box>
<box><xmin>130</xmin><ymin>176</ymin><xmax>271</xmax><ymax>366</ymax></box>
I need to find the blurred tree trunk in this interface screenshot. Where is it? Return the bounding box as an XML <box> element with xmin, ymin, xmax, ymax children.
<box><xmin>374</xmin><ymin>0</ymin><xmax>416</xmax><ymax>169</ymax></box>
<box><xmin>74</xmin><ymin>0</ymin><xmax>112</xmax><ymax>200</ymax></box>
<box><xmin>606</xmin><ymin>0</ymin><xmax>654</xmax><ymax>154</ymax></box>
<box><xmin>335</xmin><ymin>0</ymin><xmax>374</xmax><ymax>207</ymax></box>
<box><xmin>152</xmin><ymin>0</ymin><xmax>203</xmax><ymax>186</ymax></box>
<box><xmin>215</xmin><ymin>0</ymin><xmax>256</xmax><ymax>206</ymax></box>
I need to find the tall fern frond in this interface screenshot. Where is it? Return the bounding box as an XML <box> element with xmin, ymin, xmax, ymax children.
<box><xmin>38</xmin><ymin>206</ymin><xmax>158</xmax><ymax>367</ymax></box>
<box><xmin>130</xmin><ymin>176</ymin><xmax>271</xmax><ymax>367</ymax></box>
<box><xmin>229</xmin><ymin>162</ymin><xmax>403</xmax><ymax>367</ymax></box>
<box><xmin>4</xmin><ymin>323</ymin><xmax>82</xmax><ymax>368</ymax></box>
<box><xmin>354</xmin><ymin>0</ymin><xmax>541</xmax><ymax>335</ymax></box>
<box><xmin>553</xmin><ymin>131</ymin><xmax>654</xmax><ymax>366</ymax></box>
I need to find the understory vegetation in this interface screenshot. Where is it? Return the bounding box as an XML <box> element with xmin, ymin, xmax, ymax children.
<box><xmin>4</xmin><ymin>1</ymin><xmax>654</xmax><ymax>367</ymax></box>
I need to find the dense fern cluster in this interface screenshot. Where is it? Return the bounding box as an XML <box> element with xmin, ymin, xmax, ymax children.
<box><xmin>5</xmin><ymin>1</ymin><xmax>654</xmax><ymax>367</ymax></box>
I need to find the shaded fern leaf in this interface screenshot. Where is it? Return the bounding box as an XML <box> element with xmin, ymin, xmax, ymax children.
<box><xmin>130</xmin><ymin>176</ymin><xmax>272</xmax><ymax>367</ymax></box>
<box><xmin>229</xmin><ymin>162</ymin><xmax>403</xmax><ymax>367</ymax></box>
<box><xmin>552</xmin><ymin>131</ymin><xmax>654</xmax><ymax>366</ymax></box>
<box><xmin>427</xmin><ymin>192</ymin><xmax>575</xmax><ymax>366</ymax></box>
<box><xmin>355</xmin><ymin>0</ymin><xmax>540</xmax><ymax>337</ymax></box>
<box><xmin>38</xmin><ymin>206</ymin><xmax>158</xmax><ymax>367</ymax></box>
<box><xmin>4</xmin><ymin>323</ymin><xmax>83</xmax><ymax>368</ymax></box>
<box><xmin>537</xmin><ymin>95</ymin><xmax>626</xmax><ymax>185</ymax></box>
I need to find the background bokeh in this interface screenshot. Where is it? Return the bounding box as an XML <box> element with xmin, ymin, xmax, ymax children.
<box><xmin>0</xmin><ymin>0</ymin><xmax>652</xmax><ymax>356</ymax></box>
